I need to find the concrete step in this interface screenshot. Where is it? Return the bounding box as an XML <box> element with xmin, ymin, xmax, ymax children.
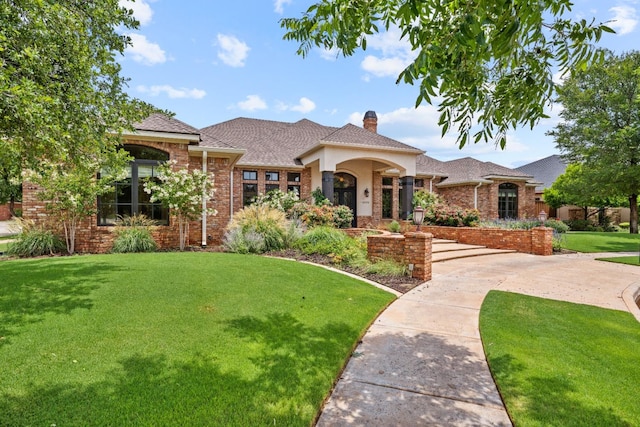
<box><xmin>432</xmin><ymin>247</ymin><xmax>517</xmax><ymax>263</ymax></box>
<box><xmin>433</xmin><ymin>242</ymin><xmax>487</xmax><ymax>253</ymax></box>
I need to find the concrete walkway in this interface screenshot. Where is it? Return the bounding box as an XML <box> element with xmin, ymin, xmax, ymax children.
<box><xmin>316</xmin><ymin>251</ymin><xmax>640</xmax><ymax>426</ymax></box>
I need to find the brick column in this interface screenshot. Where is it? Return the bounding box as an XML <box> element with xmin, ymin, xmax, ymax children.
<box><xmin>404</xmin><ymin>232</ymin><xmax>432</xmax><ymax>281</ymax></box>
<box><xmin>532</xmin><ymin>226</ymin><xmax>553</xmax><ymax>256</ymax></box>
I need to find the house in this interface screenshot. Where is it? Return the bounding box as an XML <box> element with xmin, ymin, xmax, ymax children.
<box><xmin>22</xmin><ymin>111</ymin><xmax>539</xmax><ymax>252</ymax></box>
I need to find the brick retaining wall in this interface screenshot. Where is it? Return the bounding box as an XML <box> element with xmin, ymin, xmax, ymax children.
<box><xmin>367</xmin><ymin>232</ymin><xmax>433</xmax><ymax>281</ymax></box>
<box><xmin>0</xmin><ymin>203</ymin><xmax>21</xmax><ymax>221</ymax></box>
<box><xmin>422</xmin><ymin>225</ymin><xmax>553</xmax><ymax>256</ymax></box>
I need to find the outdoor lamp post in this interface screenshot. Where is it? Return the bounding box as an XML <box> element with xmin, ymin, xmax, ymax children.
<box><xmin>538</xmin><ymin>210</ymin><xmax>547</xmax><ymax>222</ymax></box>
<box><xmin>413</xmin><ymin>206</ymin><xmax>425</xmax><ymax>231</ymax></box>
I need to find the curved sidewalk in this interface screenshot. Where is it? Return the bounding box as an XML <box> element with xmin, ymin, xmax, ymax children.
<box><xmin>316</xmin><ymin>252</ymin><xmax>640</xmax><ymax>426</ymax></box>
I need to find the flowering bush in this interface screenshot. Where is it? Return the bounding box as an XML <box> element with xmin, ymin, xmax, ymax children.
<box><xmin>143</xmin><ymin>160</ymin><xmax>216</xmax><ymax>250</ymax></box>
<box><xmin>251</xmin><ymin>189</ymin><xmax>300</xmax><ymax>214</ymax></box>
<box><xmin>424</xmin><ymin>202</ymin><xmax>480</xmax><ymax>227</ymax></box>
<box><xmin>288</xmin><ymin>202</ymin><xmax>354</xmax><ymax>229</ymax></box>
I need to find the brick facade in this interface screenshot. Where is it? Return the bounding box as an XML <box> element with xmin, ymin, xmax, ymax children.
<box><xmin>367</xmin><ymin>232</ymin><xmax>433</xmax><ymax>281</ymax></box>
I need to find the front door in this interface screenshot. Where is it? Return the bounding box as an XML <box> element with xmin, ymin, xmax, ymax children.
<box><xmin>334</xmin><ymin>172</ymin><xmax>357</xmax><ymax>227</ymax></box>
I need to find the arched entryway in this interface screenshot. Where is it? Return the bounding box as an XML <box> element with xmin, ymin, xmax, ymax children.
<box><xmin>334</xmin><ymin>172</ymin><xmax>357</xmax><ymax>227</ymax></box>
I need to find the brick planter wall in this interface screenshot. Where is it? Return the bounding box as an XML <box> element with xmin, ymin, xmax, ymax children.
<box><xmin>0</xmin><ymin>203</ymin><xmax>21</xmax><ymax>221</ymax></box>
<box><xmin>367</xmin><ymin>232</ymin><xmax>433</xmax><ymax>281</ymax></box>
<box><xmin>422</xmin><ymin>225</ymin><xmax>553</xmax><ymax>256</ymax></box>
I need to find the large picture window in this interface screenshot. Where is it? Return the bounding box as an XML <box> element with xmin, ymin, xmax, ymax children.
<box><xmin>98</xmin><ymin>145</ymin><xmax>170</xmax><ymax>225</ymax></box>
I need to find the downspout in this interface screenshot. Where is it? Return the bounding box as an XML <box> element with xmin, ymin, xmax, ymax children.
<box><xmin>474</xmin><ymin>182</ymin><xmax>482</xmax><ymax>210</ymax></box>
<box><xmin>429</xmin><ymin>175</ymin><xmax>436</xmax><ymax>193</ymax></box>
<box><xmin>201</xmin><ymin>150</ymin><xmax>208</xmax><ymax>247</ymax></box>
<box><xmin>230</xmin><ymin>168</ymin><xmax>234</xmax><ymax>218</ymax></box>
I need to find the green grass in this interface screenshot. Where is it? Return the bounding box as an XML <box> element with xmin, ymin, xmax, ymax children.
<box><xmin>0</xmin><ymin>252</ymin><xmax>395</xmax><ymax>426</ymax></box>
<box><xmin>480</xmin><ymin>291</ymin><xmax>640</xmax><ymax>426</ymax></box>
<box><xmin>595</xmin><ymin>256</ymin><xmax>640</xmax><ymax>266</ymax></box>
<box><xmin>563</xmin><ymin>231</ymin><xmax>640</xmax><ymax>253</ymax></box>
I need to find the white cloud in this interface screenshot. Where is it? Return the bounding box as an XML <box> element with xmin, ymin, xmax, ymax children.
<box><xmin>318</xmin><ymin>46</ymin><xmax>341</xmax><ymax>61</ymax></box>
<box><xmin>359</xmin><ymin>27</ymin><xmax>414</xmax><ymax>79</ymax></box>
<box><xmin>137</xmin><ymin>85</ymin><xmax>206</xmax><ymax>99</ymax></box>
<box><xmin>274</xmin><ymin>0</ymin><xmax>292</xmax><ymax>14</ymax></box>
<box><xmin>608</xmin><ymin>5</ymin><xmax>638</xmax><ymax>35</ymax></box>
<box><xmin>237</xmin><ymin>95</ymin><xmax>267</xmax><ymax>111</ymax></box>
<box><xmin>119</xmin><ymin>0</ymin><xmax>154</xmax><ymax>26</ymax></box>
<box><xmin>126</xmin><ymin>33</ymin><xmax>166</xmax><ymax>65</ymax></box>
<box><xmin>278</xmin><ymin>97</ymin><xmax>316</xmax><ymax>113</ymax></box>
<box><xmin>216</xmin><ymin>34</ymin><xmax>250</xmax><ymax>67</ymax></box>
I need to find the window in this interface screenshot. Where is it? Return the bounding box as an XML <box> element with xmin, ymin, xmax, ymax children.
<box><xmin>243</xmin><ymin>170</ymin><xmax>257</xmax><ymax>180</ymax></box>
<box><xmin>287</xmin><ymin>185</ymin><xmax>300</xmax><ymax>196</ymax></box>
<box><xmin>265</xmin><ymin>171</ymin><xmax>279</xmax><ymax>181</ymax></box>
<box><xmin>498</xmin><ymin>183</ymin><xmax>518</xmax><ymax>219</ymax></box>
<box><xmin>265</xmin><ymin>183</ymin><xmax>280</xmax><ymax>193</ymax></box>
<box><xmin>287</xmin><ymin>172</ymin><xmax>300</xmax><ymax>182</ymax></box>
<box><xmin>415</xmin><ymin>179</ymin><xmax>424</xmax><ymax>187</ymax></box>
<box><xmin>243</xmin><ymin>183</ymin><xmax>257</xmax><ymax>206</ymax></box>
<box><xmin>382</xmin><ymin>177</ymin><xmax>393</xmax><ymax>186</ymax></box>
<box><xmin>382</xmin><ymin>188</ymin><xmax>392</xmax><ymax>218</ymax></box>
<box><xmin>98</xmin><ymin>145</ymin><xmax>169</xmax><ymax>225</ymax></box>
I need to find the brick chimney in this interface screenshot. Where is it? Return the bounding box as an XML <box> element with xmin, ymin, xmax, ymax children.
<box><xmin>363</xmin><ymin>110</ymin><xmax>378</xmax><ymax>133</ymax></box>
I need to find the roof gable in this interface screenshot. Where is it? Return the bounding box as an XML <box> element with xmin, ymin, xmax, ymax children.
<box><xmin>515</xmin><ymin>155</ymin><xmax>567</xmax><ymax>190</ymax></box>
<box><xmin>134</xmin><ymin>113</ymin><xmax>200</xmax><ymax>136</ymax></box>
<box><xmin>438</xmin><ymin>157</ymin><xmax>533</xmax><ymax>186</ymax></box>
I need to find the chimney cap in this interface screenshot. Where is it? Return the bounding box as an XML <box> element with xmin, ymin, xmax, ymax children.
<box><xmin>364</xmin><ymin>110</ymin><xmax>377</xmax><ymax>120</ymax></box>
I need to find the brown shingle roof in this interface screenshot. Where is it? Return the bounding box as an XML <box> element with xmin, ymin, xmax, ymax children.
<box><xmin>437</xmin><ymin>157</ymin><xmax>533</xmax><ymax>186</ymax></box>
<box><xmin>416</xmin><ymin>155</ymin><xmax>448</xmax><ymax>176</ymax></box>
<box><xmin>134</xmin><ymin>113</ymin><xmax>201</xmax><ymax>137</ymax></box>
<box><xmin>322</xmin><ymin>124</ymin><xmax>423</xmax><ymax>152</ymax></box>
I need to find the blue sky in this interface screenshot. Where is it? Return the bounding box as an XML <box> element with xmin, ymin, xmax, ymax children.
<box><xmin>118</xmin><ymin>0</ymin><xmax>639</xmax><ymax>168</ymax></box>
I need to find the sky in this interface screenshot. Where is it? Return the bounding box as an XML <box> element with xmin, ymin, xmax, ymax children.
<box><xmin>117</xmin><ymin>0</ymin><xmax>640</xmax><ymax>168</ymax></box>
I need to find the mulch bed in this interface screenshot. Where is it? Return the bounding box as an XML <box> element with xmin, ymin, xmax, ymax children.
<box><xmin>266</xmin><ymin>249</ymin><xmax>424</xmax><ymax>294</ymax></box>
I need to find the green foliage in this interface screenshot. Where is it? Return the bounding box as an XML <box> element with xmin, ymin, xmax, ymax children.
<box><xmin>0</xmin><ymin>0</ymin><xmax>156</xmax><ymax>169</ymax></box>
<box><xmin>143</xmin><ymin>160</ymin><xmax>216</xmax><ymax>250</ymax></box>
<box><xmin>6</xmin><ymin>219</ymin><xmax>64</xmax><ymax>257</ymax></box>
<box><xmin>289</xmin><ymin>202</ymin><xmax>354</xmax><ymax>229</ymax></box>
<box><xmin>387</xmin><ymin>220</ymin><xmax>401</xmax><ymax>233</ymax></box>
<box><xmin>295</xmin><ymin>226</ymin><xmax>365</xmax><ymax>265</ymax></box>
<box><xmin>425</xmin><ymin>203</ymin><xmax>479</xmax><ymax>227</ymax></box>
<box><xmin>225</xmin><ymin>204</ymin><xmax>300</xmax><ymax>253</ymax></box>
<box><xmin>619</xmin><ymin>222</ymin><xmax>630</xmax><ymax>229</ymax></box>
<box><xmin>479</xmin><ymin>218</ymin><xmax>570</xmax><ymax>234</ymax></box>
<box><xmin>111</xmin><ymin>215</ymin><xmax>157</xmax><ymax>253</ymax></box>
<box><xmin>412</xmin><ymin>190</ymin><xmax>443</xmax><ymax>209</ymax></box>
<box><xmin>550</xmin><ymin>50</ymin><xmax>640</xmax><ymax>233</ymax></box>
<box><xmin>311</xmin><ymin>187</ymin><xmax>329</xmax><ymax>205</ymax></box>
<box><xmin>252</xmin><ymin>189</ymin><xmax>300</xmax><ymax>213</ymax></box>
<box><xmin>281</xmin><ymin>1</ymin><xmax>611</xmax><ymax>149</ymax></box>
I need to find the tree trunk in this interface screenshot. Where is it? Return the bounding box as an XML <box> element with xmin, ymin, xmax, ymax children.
<box><xmin>630</xmin><ymin>194</ymin><xmax>638</xmax><ymax>234</ymax></box>
<box><xmin>583</xmin><ymin>206</ymin><xmax>588</xmax><ymax>221</ymax></box>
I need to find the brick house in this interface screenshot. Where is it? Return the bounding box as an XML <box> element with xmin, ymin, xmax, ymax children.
<box><xmin>22</xmin><ymin>111</ymin><xmax>538</xmax><ymax>252</ymax></box>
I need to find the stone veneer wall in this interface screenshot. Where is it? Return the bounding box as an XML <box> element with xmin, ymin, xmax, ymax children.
<box><xmin>422</xmin><ymin>225</ymin><xmax>553</xmax><ymax>256</ymax></box>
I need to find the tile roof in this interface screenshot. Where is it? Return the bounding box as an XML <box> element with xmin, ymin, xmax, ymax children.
<box><xmin>515</xmin><ymin>154</ymin><xmax>567</xmax><ymax>190</ymax></box>
<box><xmin>437</xmin><ymin>157</ymin><xmax>533</xmax><ymax>186</ymax></box>
<box><xmin>134</xmin><ymin>113</ymin><xmax>201</xmax><ymax>137</ymax></box>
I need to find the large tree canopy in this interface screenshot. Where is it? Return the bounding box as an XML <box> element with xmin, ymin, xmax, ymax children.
<box><xmin>281</xmin><ymin>0</ymin><xmax>612</xmax><ymax>149</ymax></box>
<box><xmin>550</xmin><ymin>50</ymin><xmax>640</xmax><ymax>233</ymax></box>
<box><xmin>0</xmin><ymin>0</ymin><xmax>155</xmax><ymax>168</ymax></box>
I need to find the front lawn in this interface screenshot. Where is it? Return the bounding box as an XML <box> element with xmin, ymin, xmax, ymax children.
<box><xmin>480</xmin><ymin>291</ymin><xmax>640</xmax><ymax>426</ymax></box>
<box><xmin>562</xmin><ymin>231</ymin><xmax>640</xmax><ymax>253</ymax></box>
<box><xmin>0</xmin><ymin>252</ymin><xmax>395</xmax><ymax>426</ymax></box>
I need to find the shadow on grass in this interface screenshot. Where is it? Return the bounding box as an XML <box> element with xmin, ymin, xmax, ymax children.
<box><xmin>489</xmin><ymin>354</ymin><xmax>630</xmax><ymax>426</ymax></box>
<box><xmin>0</xmin><ymin>313</ymin><xmax>360</xmax><ymax>426</ymax></box>
<box><xmin>0</xmin><ymin>258</ymin><xmax>116</xmax><ymax>347</ymax></box>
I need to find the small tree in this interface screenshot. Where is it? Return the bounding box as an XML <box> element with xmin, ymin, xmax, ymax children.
<box><xmin>143</xmin><ymin>160</ymin><xmax>216</xmax><ymax>251</ymax></box>
<box><xmin>30</xmin><ymin>160</ymin><xmax>124</xmax><ymax>254</ymax></box>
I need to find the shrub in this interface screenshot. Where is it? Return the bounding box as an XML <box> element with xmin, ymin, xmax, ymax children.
<box><xmin>425</xmin><ymin>203</ymin><xmax>479</xmax><ymax>227</ymax></box>
<box><xmin>111</xmin><ymin>215</ymin><xmax>157</xmax><ymax>253</ymax></box>
<box><xmin>479</xmin><ymin>218</ymin><xmax>569</xmax><ymax>234</ymax></box>
<box><xmin>412</xmin><ymin>190</ymin><xmax>443</xmax><ymax>209</ymax></box>
<box><xmin>332</xmin><ymin>205</ymin><xmax>354</xmax><ymax>228</ymax></box>
<box><xmin>289</xmin><ymin>202</ymin><xmax>354</xmax><ymax>229</ymax></box>
<box><xmin>224</xmin><ymin>205</ymin><xmax>300</xmax><ymax>253</ymax></box>
<box><xmin>311</xmin><ymin>187</ymin><xmax>330</xmax><ymax>205</ymax></box>
<box><xmin>294</xmin><ymin>226</ymin><xmax>365</xmax><ymax>264</ymax></box>
<box><xmin>388</xmin><ymin>220</ymin><xmax>401</xmax><ymax>233</ymax></box>
<box><xmin>7</xmin><ymin>219</ymin><xmax>64</xmax><ymax>257</ymax></box>
<box><xmin>564</xmin><ymin>219</ymin><xmax>593</xmax><ymax>231</ymax></box>
<box><xmin>251</xmin><ymin>189</ymin><xmax>300</xmax><ymax>213</ymax></box>
<box><xmin>619</xmin><ymin>222</ymin><xmax>630</xmax><ymax>229</ymax></box>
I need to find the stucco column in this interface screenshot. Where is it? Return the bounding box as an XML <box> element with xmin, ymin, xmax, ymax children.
<box><xmin>400</xmin><ymin>176</ymin><xmax>414</xmax><ymax>220</ymax></box>
<box><xmin>322</xmin><ymin>171</ymin><xmax>334</xmax><ymax>203</ymax></box>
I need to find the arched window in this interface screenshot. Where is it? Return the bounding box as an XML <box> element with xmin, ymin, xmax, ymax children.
<box><xmin>98</xmin><ymin>145</ymin><xmax>170</xmax><ymax>225</ymax></box>
<box><xmin>498</xmin><ymin>183</ymin><xmax>518</xmax><ymax>219</ymax></box>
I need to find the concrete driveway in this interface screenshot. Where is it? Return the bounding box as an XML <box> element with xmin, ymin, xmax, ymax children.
<box><xmin>316</xmin><ymin>252</ymin><xmax>640</xmax><ymax>426</ymax></box>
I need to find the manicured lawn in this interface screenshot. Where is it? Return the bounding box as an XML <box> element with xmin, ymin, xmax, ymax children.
<box><xmin>0</xmin><ymin>252</ymin><xmax>395</xmax><ymax>426</ymax></box>
<box><xmin>480</xmin><ymin>291</ymin><xmax>640</xmax><ymax>426</ymax></box>
<box><xmin>596</xmin><ymin>256</ymin><xmax>640</xmax><ymax>266</ymax></box>
<box><xmin>562</xmin><ymin>231</ymin><xmax>640</xmax><ymax>253</ymax></box>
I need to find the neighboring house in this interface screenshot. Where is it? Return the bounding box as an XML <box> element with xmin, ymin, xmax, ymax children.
<box><xmin>22</xmin><ymin>111</ymin><xmax>539</xmax><ymax>252</ymax></box>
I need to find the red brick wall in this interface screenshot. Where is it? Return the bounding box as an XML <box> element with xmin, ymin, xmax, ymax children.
<box><xmin>422</xmin><ymin>225</ymin><xmax>553</xmax><ymax>256</ymax></box>
<box><xmin>0</xmin><ymin>202</ymin><xmax>22</xmax><ymax>220</ymax></box>
<box><xmin>367</xmin><ymin>232</ymin><xmax>433</xmax><ymax>280</ymax></box>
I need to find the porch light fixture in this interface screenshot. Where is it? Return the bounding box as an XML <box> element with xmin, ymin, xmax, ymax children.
<box><xmin>413</xmin><ymin>206</ymin><xmax>425</xmax><ymax>231</ymax></box>
<box><xmin>538</xmin><ymin>210</ymin><xmax>547</xmax><ymax>222</ymax></box>
<box><xmin>364</xmin><ymin>188</ymin><xmax>369</xmax><ymax>198</ymax></box>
